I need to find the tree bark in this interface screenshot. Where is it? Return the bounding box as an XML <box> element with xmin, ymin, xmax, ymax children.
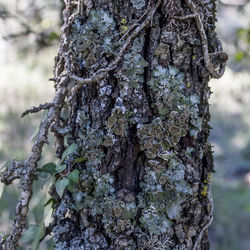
<box><xmin>3</xmin><ymin>0</ymin><xmax>226</xmax><ymax>249</ymax></box>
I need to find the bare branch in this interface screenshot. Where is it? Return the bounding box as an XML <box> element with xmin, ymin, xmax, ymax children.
<box><xmin>192</xmin><ymin>184</ymin><xmax>214</xmax><ymax>250</ymax></box>
<box><xmin>177</xmin><ymin>0</ymin><xmax>228</xmax><ymax>79</ymax></box>
<box><xmin>21</xmin><ymin>103</ymin><xmax>54</xmax><ymax>118</ymax></box>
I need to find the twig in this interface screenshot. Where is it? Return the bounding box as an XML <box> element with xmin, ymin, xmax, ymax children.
<box><xmin>0</xmin><ymin>161</ymin><xmax>25</xmax><ymax>185</ymax></box>
<box><xmin>192</xmin><ymin>184</ymin><xmax>214</xmax><ymax>250</ymax></box>
<box><xmin>175</xmin><ymin>0</ymin><xmax>227</xmax><ymax>79</ymax></box>
<box><xmin>21</xmin><ymin>103</ymin><xmax>54</xmax><ymax>118</ymax></box>
<box><xmin>195</xmin><ymin>51</ymin><xmax>228</xmax><ymax>67</ymax></box>
<box><xmin>1</xmin><ymin>80</ymin><xmax>68</xmax><ymax>250</ymax></box>
<box><xmin>0</xmin><ymin>2</ymin><xmax>73</xmax><ymax>248</ymax></box>
<box><xmin>118</xmin><ymin>7</ymin><xmax>149</xmax><ymax>42</ymax></box>
<box><xmin>68</xmin><ymin>0</ymin><xmax>161</xmax><ymax>100</ymax></box>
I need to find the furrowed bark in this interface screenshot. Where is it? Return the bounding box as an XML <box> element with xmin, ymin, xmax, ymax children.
<box><xmin>1</xmin><ymin>0</ymin><xmax>227</xmax><ymax>249</ymax></box>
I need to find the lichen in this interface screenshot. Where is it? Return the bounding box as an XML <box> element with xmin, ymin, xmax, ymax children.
<box><xmin>74</xmin><ymin>110</ymin><xmax>105</xmax><ymax>178</ymax></box>
<box><xmin>137</xmin><ymin>65</ymin><xmax>203</xmax><ymax>161</ymax></box>
<box><xmin>136</xmin><ymin>156</ymin><xmax>193</xmax><ymax>236</ymax></box>
<box><xmin>201</xmin><ymin>185</ymin><xmax>208</xmax><ymax>197</ymax></box>
<box><xmin>116</xmin><ymin>36</ymin><xmax>148</xmax><ymax>89</ymax></box>
<box><xmin>130</xmin><ymin>0</ymin><xmax>146</xmax><ymax>9</ymax></box>
<box><xmin>70</xmin><ymin>9</ymin><xmax>119</xmax><ymax>74</ymax></box>
<box><xmin>104</xmin><ymin>98</ymin><xmax>129</xmax><ymax>143</ymax></box>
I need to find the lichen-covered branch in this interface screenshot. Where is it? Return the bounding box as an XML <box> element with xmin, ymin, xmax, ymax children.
<box><xmin>0</xmin><ymin>2</ymin><xmax>73</xmax><ymax>248</ymax></box>
<box><xmin>175</xmin><ymin>0</ymin><xmax>228</xmax><ymax>79</ymax></box>
<box><xmin>193</xmin><ymin>184</ymin><xmax>214</xmax><ymax>250</ymax></box>
<box><xmin>21</xmin><ymin>102</ymin><xmax>54</xmax><ymax>118</ymax></box>
<box><xmin>0</xmin><ymin>80</ymin><xmax>68</xmax><ymax>249</ymax></box>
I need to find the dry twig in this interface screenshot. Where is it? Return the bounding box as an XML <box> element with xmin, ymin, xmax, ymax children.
<box><xmin>192</xmin><ymin>184</ymin><xmax>214</xmax><ymax>250</ymax></box>
<box><xmin>175</xmin><ymin>0</ymin><xmax>227</xmax><ymax>79</ymax></box>
<box><xmin>21</xmin><ymin>103</ymin><xmax>54</xmax><ymax>118</ymax></box>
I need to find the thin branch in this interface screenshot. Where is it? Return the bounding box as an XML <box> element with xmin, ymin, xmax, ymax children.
<box><xmin>21</xmin><ymin>103</ymin><xmax>54</xmax><ymax>118</ymax></box>
<box><xmin>192</xmin><ymin>184</ymin><xmax>214</xmax><ymax>250</ymax></box>
<box><xmin>0</xmin><ymin>161</ymin><xmax>25</xmax><ymax>185</ymax></box>
<box><xmin>0</xmin><ymin>3</ymin><xmax>73</xmax><ymax>248</ymax></box>
<box><xmin>1</xmin><ymin>80</ymin><xmax>68</xmax><ymax>249</ymax></box>
<box><xmin>176</xmin><ymin>0</ymin><xmax>228</xmax><ymax>79</ymax></box>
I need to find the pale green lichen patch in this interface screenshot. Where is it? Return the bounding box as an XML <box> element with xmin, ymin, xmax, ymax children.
<box><xmin>136</xmin><ymin>157</ymin><xmax>193</xmax><ymax>234</ymax></box>
<box><xmin>130</xmin><ymin>64</ymin><xmax>204</xmax><ymax>238</ymax></box>
<box><xmin>70</xmin><ymin>9</ymin><xmax>119</xmax><ymax>73</ymax></box>
<box><xmin>139</xmin><ymin>208</ymin><xmax>172</xmax><ymax>235</ymax></box>
<box><xmin>72</xmin><ymin>169</ymin><xmax>140</xmax><ymax>240</ymax></box>
<box><xmin>140</xmin><ymin>65</ymin><xmax>203</xmax><ymax>152</ymax></box>
<box><xmin>75</xmin><ymin>110</ymin><xmax>105</xmax><ymax>178</ymax></box>
<box><xmin>116</xmin><ymin>36</ymin><xmax>148</xmax><ymax>89</ymax></box>
<box><xmin>130</xmin><ymin>0</ymin><xmax>146</xmax><ymax>9</ymax></box>
<box><xmin>104</xmin><ymin>98</ymin><xmax>129</xmax><ymax>142</ymax></box>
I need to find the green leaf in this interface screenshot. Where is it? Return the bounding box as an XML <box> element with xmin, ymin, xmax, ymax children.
<box><xmin>40</xmin><ymin>162</ymin><xmax>56</xmax><ymax>175</ymax></box>
<box><xmin>67</xmin><ymin>169</ymin><xmax>80</xmax><ymax>184</ymax></box>
<box><xmin>66</xmin><ymin>182</ymin><xmax>74</xmax><ymax>193</ymax></box>
<box><xmin>73</xmin><ymin>157</ymin><xmax>87</xmax><ymax>164</ymax></box>
<box><xmin>21</xmin><ymin>222</ymin><xmax>45</xmax><ymax>250</ymax></box>
<box><xmin>31</xmin><ymin>222</ymin><xmax>45</xmax><ymax>250</ymax></box>
<box><xmin>234</xmin><ymin>51</ymin><xmax>244</xmax><ymax>62</ymax></box>
<box><xmin>44</xmin><ymin>198</ymin><xmax>56</xmax><ymax>207</ymax></box>
<box><xmin>21</xmin><ymin>225</ymin><xmax>38</xmax><ymax>243</ymax></box>
<box><xmin>55</xmin><ymin>178</ymin><xmax>70</xmax><ymax>198</ymax></box>
<box><xmin>55</xmin><ymin>164</ymin><xmax>67</xmax><ymax>173</ymax></box>
<box><xmin>48</xmin><ymin>31</ymin><xmax>59</xmax><ymax>42</ymax></box>
<box><xmin>0</xmin><ymin>233</ymin><xmax>9</xmax><ymax>242</ymax></box>
<box><xmin>61</xmin><ymin>143</ymin><xmax>78</xmax><ymax>162</ymax></box>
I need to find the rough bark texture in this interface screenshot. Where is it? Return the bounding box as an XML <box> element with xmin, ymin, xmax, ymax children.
<box><xmin>50</xmin><ymin>0</ymin><xmax>225</xmax><ymax>249</ymax></box>
<box><xmin>0</xmin><ymin>0</ymin><xmax>227</xmax><ymax>249</ymax></box>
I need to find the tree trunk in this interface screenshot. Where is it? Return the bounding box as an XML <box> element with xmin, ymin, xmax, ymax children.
<box><xmin>3</xmin><ymin>0</ymin><xmax>226</xmax><ymax>249</ymax></box>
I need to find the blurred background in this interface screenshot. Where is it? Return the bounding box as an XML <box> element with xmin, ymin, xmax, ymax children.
<box><xmin>0</xmin><ymin>0</ymin><xmax>250</xmax><ymax>249</ymax></box>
